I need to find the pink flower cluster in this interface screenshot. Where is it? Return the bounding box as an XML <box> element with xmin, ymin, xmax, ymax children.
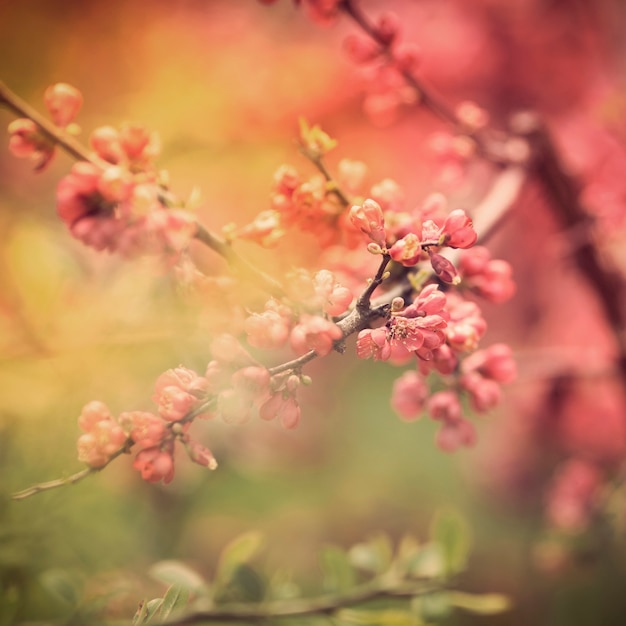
<box><xmin>56</xmin><ymin>124</ymin><xmax>197</xmax><ymax>257</ymax></box>
<box><xmin>244</xmin><ymin>269</ymin><xmax>349</xmax><ymax>358</ymax></box>
<box><xmin>77</xmin><ymin>366</ymin><xmax>215</xmax><ymax>484</ymax></box>
<box><xmin>390</xmin><ymin>341</ymin><xmax>516</xmax><ymax>452</ymax></box>
<box><xmin>206</xmin><ymin>335</ymin><xmax>303</xmax><ymax>429</ymax></box>
<box><xmin>357</xmin><ymin>284</ymin><xmax>448</xmax><ymax>363</ymax></box>
<box><xmin>7</xmin><ymin>82</ymin><xmax>82</xmax><ymax>170</ymax></box>
<box><xmin>459</xmin><ymin>246</ymin><xmax>516</xmax><ymax>303</ymax></box>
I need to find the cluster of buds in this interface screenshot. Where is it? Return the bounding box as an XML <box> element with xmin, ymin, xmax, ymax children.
<box><xmin>56</xmin><ymin>121</ymin><xmax>197</xmax><ymax>257</ymax></box>
<box><xmin>77</xmin><ymin>367</ymin><xmax>215</xmax><ymax>484</ymax></box>
<box><xmin>8</xmin><ymin>83</ymin><xmax>82</xmax><ymax>170</ymax></box>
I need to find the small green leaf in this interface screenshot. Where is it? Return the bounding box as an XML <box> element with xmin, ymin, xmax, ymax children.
<box><xmin>132</xmin><ymin>600</ymin><xmax>149</xmax><ymax>625</ymax></box>
<box><xmin>413</xmin><ymin>591</ymin><xmax>452</xmax><ymax>621</ymax></box>
<box><xmin>159</xmin><ymin>584</ymin><xmax>190</xmax><ymax>620</ymax></box>
<box><xmin>144</xmin><ymin>598</ymin><xmax>164</xmax><ymax>623</ymax></box>
<box><xmin>349</xmin><ymin>532</ymin><xmax>393</xmax><ymax>575</ymax></box>
<box><xmin>406</xmin><ymin>542</ymin><xmax>445</xmax><ymax>579</ymax></box>
<box><xmin>320</xmin><ymin>545</ymin><xmax>356</xmax><ymax>592</ymax></box>
<box><xmin>214</xmin><ymin>564</ymin><xmax>266</xmax><ymax>604</ymax></box>
<box><xmin>149</xmin><ymin>560</ymin><xmax>208</xmax><ymax>595</ymax></box>
<box><xmin>215</xmin><ymin>531</ymin><xmax>265</xmax><ymax>584</ymax></box>
<box><xmin>448</xmin><ymin>591</ymin><xmax>512</xmax><ymax>615</ymax></box>
<box><xmin>430</xmin><ymin>509</ymin><xmax>471</xmax><ymax>576</ymax></box>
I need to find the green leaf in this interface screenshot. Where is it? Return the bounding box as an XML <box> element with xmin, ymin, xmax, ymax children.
<box><xmin>448</xmin><ymin>591</ymin><xmax>512</xmax><ymax>615</ymax></box>
<box><xmin>215</xmin><ymin>531</ymin><xmax>265</xmax><ymax>584</ymax></box>
<box><xmin>132</xmin><ymin>600</ymin><xmax>149</xmax><ymax>625</ymax></box>
<box><xmin>430</xmin><ymin>509</ymin><xmax>471</xmax><ymax>576</ymax></box>
<box><xmin>406</xmin><ymin>542</ymin><xmax>445</xmax><ymax>579</ymax></box>
<box><xmin>144</xmin><ymin>598</ymin><xmax>164</xmax><ymax>623</ymax></box>
<box><xmin>320</xmin><ymin>545</ymin><xmax>356</xmax><ymax>592</ymax></box>
<box><xmin>149</xmin><ymin>560</ymin><xmax>208</xmax><ymax>595</ymax></box>
<box><xmin>159</xmin><ymin>584</ymin><xmax>190</xmax><ymax>620</ymax></box>
<box><xmin>214</xmin><ymin>564</ymin><xmax>266</xmax><ymax>604</ymax></box>
<box><xmin>337</xmin><ymin>608</ymin><xmax>421</xmax><ymax>626</ymax></box>
<box><xmin>413</xmin><ymin>591</ymin><xmax>452</xmax><ymax>621</ymax></box>
<box><xmin>348</xmin><ymin>532</ymin><xmax>393</xmax><ymax>575</ymax></box>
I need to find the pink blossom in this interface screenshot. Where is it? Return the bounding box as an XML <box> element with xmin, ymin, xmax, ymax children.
<box><xmin>436</xmin><ymin>418</ymin><xmax>477</xmax><ymax>452</ymax></box>
<box><xmin>77</xmin><ymin>414</ymin><xmax>127</xmax><ymax>469</ymax></box>
<box><xmin>7</xmin><ymin>118</ymin><xmax>54</xmax><ymax>169</ymax></box>
<box><xmin>301</xmin><ymin>0</ymin><xmax>342</xmax><ymax>25</ymax></box>
<box><xmin>356</xmin><ymin>327</ymin><xmax>391</xmax><ymax>361</ymax></box>
<box><xmin>388</xmin><ymin>232</ymin><xmax>423</xmax><ymax>266</ymax></box>
<box><xmin>393</xmin><ymin>42</ymin><xmax>421</xmax><ymax>74</ymax></box>
<box><xmin>78</xmin><ymin>400</ymin><xmax>113</xmax><ymax>432</ymax></box>
<box><xmin>153</xmin><ymin>366</ymin><xmax>207</xmax><ymax>421</ymax></box>
<box><xmin>460</xmin><ymin>372</ymin><xmax>502</xmax><ymax>413</ymax></box>
<box><xmin>349</xmin><ymin>199</ymin><xmax>387</xmax><ymax>247</ymax></box>
<box><xmin>440</xmin><ymin>209</ymin><xmax>477</xmax><ymax>248</ymax></box>
<box><xmin>155</xmin><ymin>385</ymin><xmax>195</xmax><ymax>421</ymax></box>
<box><xmin>462</xmin><ymin>343</ymin><xmax>517</xmax><ymax>384</ymax></box>
<box><xmin>545</xmin><ymin>460</ymin><xmax>601</xmax><ymax>533</ymax></box>
<box><xmin>370</xmin><ymin>178</ymin><xmax>404</xmax><ymax>212</ymax></box>
<box><xmin>427</xmin><ymin>390</ymin><xmax>463</xmax><ymax>423</ymax></box>
<box><xmin>119</xmin><ymin>123</ymin><xmax>160</xmax><ymax>163</ymax></box>
<box><xmin>387</xmin><ymin>314</ymin><xmax>447</xmax><ymax>361</ymax></box>
<box><xmin>459</xmin><ymin>247</ymin><xmax>516</xmax><ymax>303</ymax></box>
<box><xmin>418</xmin><ymin>343</ymin><xmax>458</xmax><ymax>376</ymax></box>
<box><xmin>118</xmin><ymin>410</ymin><xmax>166</xmax><ymax>448</ymax></box>
<box><xmin>231</xmin><ymin>366</ymin><xmax>271</xmax><ymax>401</ymax></box>
<box><xmin>391</xmin><ymin>370</ymin><xmax>429</xmax><ymax>421</ymax></box>
<box><xmin>236</xmin><ymin>210</ymin><xmax>285</xmax><ymax>247</ymax></box>
<box><xmin>245</xmin><ymin>308</ymin><xmax>291</xmax><ymax>350</ymax></box>
<box><xmin>43</xmin><ymin>83</ymin><xmax>82</xmax><ymax>128</ymax></box>
<box><xmin>290</xmin><ymin>315</ymin><xmax>342</xmax><ymax>356</ymax></box>
<box><xmin>313</xmin><ymin>270</ymin><xmax>353</xmax><ymax>316</ymax></box>
<box><xmin>90</xmin><ymin>126</ymin><xmax>125</xmax><ymax>164</ymax></box>
<box><xmin>186</xmin><ymin>439</ymin><xmax>217</xmax><ymax>469</ymax></box>
<box><xmin>343</xmin><ymin>34</ymin><xmax>381</xmax><ymax>64</ymax></box>
<box><xmin>56</xmin><ymin>162</ymin><xmax>108</xmax><ymax>229</ymax></box>
<box><xmin>133</xmin><ymin>447</ymin><xmax>175</xmax><ymax>484</ymax></box>
<box><xmin>429</xmin><ymin>252</ymin><xmax>460</xmax><ymax>284</ymax></box>
<box><xmin>445</xmin><ymin>294</ymin><xmax>487</xmax><ymax>352</ymax></box>
<box><xmin>259</xmin><ymin>393</ymin><xmax>301</xmax><ymax>429</ymax></box>
<box><xmin>407</xmin><ymin>284</ymin><xmax>447</xmax><ymax>317</ymax></box>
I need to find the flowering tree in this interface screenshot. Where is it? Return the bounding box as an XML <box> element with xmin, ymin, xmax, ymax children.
<box><xmin>2</xmin><ymin>0</ymin><xmax>626</xmax><ymax>624</ymax></box>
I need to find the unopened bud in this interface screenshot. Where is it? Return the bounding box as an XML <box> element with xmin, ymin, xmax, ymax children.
<box><xmin>391</xmin><ymin>297</ymin><xmax>405</xmax><ymax>312</ymax></box>
<box><xmin>367</xmin><ymin>242</ymin><xmax>383</xmax><ymax>254</ymax></box>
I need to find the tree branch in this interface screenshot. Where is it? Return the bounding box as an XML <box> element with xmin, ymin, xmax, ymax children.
<box><xmin>154</xmin><ymin>579</ymin><xmax>444</xmax><ymax>626</ymax></box>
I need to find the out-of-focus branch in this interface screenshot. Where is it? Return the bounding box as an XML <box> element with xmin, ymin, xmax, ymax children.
<box><xmin>153</xmin><ymin>579</ymin><xmax>444</xmax><ymax>626</ymax></box>
<box><xmin>0</xmin><ymin>79</ymin><xmax>100</xmax><ymax>164</ymax></box>
<box><xmin>521</xmin><ymin>119</ymin><xmax>626</xmax><ymax>387</ymax></box>
<box><xmin>0</xmin><ymin>80</ymin><xmax>286</xmax><ymax>299</ymax></box>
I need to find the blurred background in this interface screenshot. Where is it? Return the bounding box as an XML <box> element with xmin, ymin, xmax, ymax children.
<box><xmin>2</xmin><ymin>0</ymin><xmax>626</xmax><ymax>624</ymax></box>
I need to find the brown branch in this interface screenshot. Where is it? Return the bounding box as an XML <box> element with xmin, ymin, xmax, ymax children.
<box><xmin>0</xmin><ymin>79</ymin><xmax>102</xmax><ymax>164</ymax></box>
